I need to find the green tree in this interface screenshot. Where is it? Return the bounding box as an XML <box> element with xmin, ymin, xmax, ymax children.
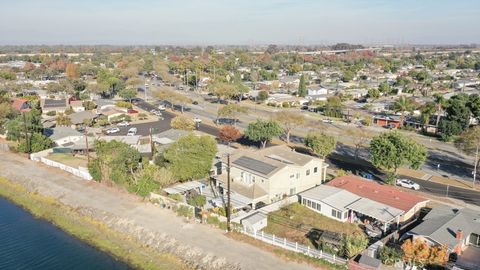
<box><xmin>244</xmin><ymin>119</ymin><xmax>283</xmax><ymax>148</ymax></box>
<box><xmin>163</xmin><ymin>134</ymin><xmax>217</xmax><ymax>181</ymax></box>
<box><xmin>130</xmin><ymin>164</ymin><xmax>175</xmax><ymax>197</ymax></box>
<box><xmin>217</xmin><ymin>104</ymin><xmax>247</xmax><ymax>124</ymax></box>
<box><xmin>393</xmin><ymin>96</ymin><xmax>416</xmax><ymax>127</ymax></box>
<box><xmin>171</xmin><ymin>115</ymin><xmax>195</xmax><ymax>131</ymax></box>
<box><xmin>445</xmin><ymin>93</ymin><xmax>471</xmax><ymax>131</ymax></box>
<box><xmin>433</xmin><ymin>94</ymin><xmax>446</xmax><ymax>132</ymax></box>
<box><xmin>187</xmin><ymin>194</ymin><xmax>207</xmax><ymax>208</ymax></box>
<box><xmin>343</xmin><ymin>232</ymin><xmax>369</xmax><ymax>258</ymax></box>
<box><xmin>370</xmin><ymin>131</ymin><xmax>427</xmax><ymax>176</ymax></box>
<box><xmin>257</xmin><ymin>90</ymin><xmax>269</xmax><ymax>102</ymax></box>
<box><xmin>298</xmin><ymin>74</ymin><xmax>307</xmax><ymax>97</ymax></box>
<box><xmin>454</xmin><ymin>126</ymin><xmax>480</xmax><ymax>185</ymax></box>
<box><xmin>88</xmin><ymin>140</ymin><xmax>141</xmax><ymax>185</ymax></box>
<box><xmin>438</xmin><ymin>120</ymin><xmax>462</xmax><ymax>141</ymax></box>
<box><xmin>323</xmin><ymin>96</ymin><xmax>344</xmax><ymax>118</ymax></box>
<box><xmin>420</xmin><ymin>102</ymin><xmax>435</xmax><ymax>133</ymax></box>
<box><xmin>56</xmin><ymin>113</ymin><xmax>72</xmax><ymax>126</ymax></box>
<box><xmin>82</xmin><ymin>100</ymin><xmax>97</xmax><ymax>110</ymax></box>
<box><xmin>467</xmin><ymin>93</ymin><xmax>480</xmax><ymax>119</ymax></box>
<box><xmin>367</xmin><ymin>88</ymin><xmax>380</xmax><ymax>99</ymax></box>
<box><xmin>118</xmin><ymin>88</ymin><xmax>137</xmax><ymax>102</ymax></box>
<box><xmin>274</xmin><ymin>111</ymin><xmax>305</xmax><ymax>144</ymax></box>
<box><xmin>304</xmin><ymin>132</ymin><xmax>336</xmax><ymax>158</ymax></box>
<box><xmin>342</xmin><ymin>70</ymin><xmax>355</xmax><ymax>82</ymax></box>
<box><xmin>378</xmin><ymin>81</ymin><xmax>391</xmax><ymax>95</ymax></box>
<box><xmin>17</xmin><ymin>133</ymin><xmax>52</xmax><ymax>153</ymax></box>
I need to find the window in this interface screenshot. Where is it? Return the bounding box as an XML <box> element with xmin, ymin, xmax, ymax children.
<box><xmin>296</xmin><ymin>173</ymin><xmax>300</xmax><ymax>179</ymax></box>
<box><xmin>314</xmin><ymin>167</ymin><xmax>318</xmax><ymax>173</ymax></box>
<box><xmin>311</xmin><ymin>202</ymin><xmax>317</xmax><ymax>210</ymax></box>
<box><xmin>289</xmin><ymin>188</ymin><xmax>296</xmax><ymax>195</ymax></box>
<box><xmin>337</xmin><ymin>211</ymin><xmax>341</xmax><ymax>219</ymax></box>
<box><xmin>307</xmin><ymin>200</ymin><xmax>311</xmax><ymax>207</ymax></box>
<box><xmin>302</xmin><ymin>198</ymin><xmax>306</xmax><ymax>205</ymax></box>
<box><xmin>344</xmin><ymin>211</ymin><xmax>348</xmax><ymax>219</ymax></box>
<box><xmin>316</xmin><ymin>203</ymin><xmax>321</xmax><ymax>211</ymax></box>
<box><xmin>306</xmin><ymin>169</ymin><xmax>310</xmax><ymax>176</ymax></box>
<box><xmin>331</xmin><ymin>209</ymin><xmax>337</xmax><ymax>218</ymax></box>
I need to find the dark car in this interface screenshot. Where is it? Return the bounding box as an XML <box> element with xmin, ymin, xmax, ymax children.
<box><xmin>192</xmin><ymin>101</ymin><xmax>199</xmax><ymax>105</ymax></box>
<box><xmin>215</xmin><ymin>118</ymin><xmax>239</xmax><ymax>125</ymax></box>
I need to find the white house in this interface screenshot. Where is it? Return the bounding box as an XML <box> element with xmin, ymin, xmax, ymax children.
<box><xmin>213</xmin><ymin>145</ymin><xmax>328</xmax><ymax>208</ymax></box>
<box><xmin>46</xmin><ymin>127</ymin><xmax>84</xmax><ymax>147</ymax></box>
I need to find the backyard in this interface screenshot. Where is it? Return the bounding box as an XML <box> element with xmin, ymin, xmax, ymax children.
<box><xmin>264</xmin><ymin>203</ymin><xmax>364</xmax><ymax>246</ymax></box>
<box><xmin>47</xmin><ymin>153</ymin><xmax>89</xmax><ymax>168</ymax></box>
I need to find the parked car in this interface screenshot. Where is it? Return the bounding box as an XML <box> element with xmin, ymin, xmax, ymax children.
<box><xmin>127</xmin><ymin>109</ymin><xmax>138</xmax><ymax>114</ymax></box>
<box><xmin>396</xmin><ymin>179</ymin><xmax>420</xmax><ymax>190</ymax></box>
<box><xmin>153</xmin><ymin>111</ymin><xmax>162</xmax><ymax>116</ymax></box>
<box><xmin>117</xmin><ymin>121</ymin><xmax>130</xmax><ymax>127</ymax></box>
<box><xmin>158</xmin><ymin>105</ymin><xmax>166</xmax><ymax>111</ymax></box>
<box><xmin>126</xmin><ymin>127</ymin><xmax>137</xmax><ymax>136</ymax></box>
<box><xmin>384</xmin><ymin>123</ymin><xmax>396</xmax><ymax>129</ymax></box>
<box><xmin>192</xmin><ymin>101</ymin><xmax>199</xmax><ymax>105</ymax></box>
<box><xmin>106</xmin><ymin>127</ymin><xmax>120</xmax><ymax>134</ymax></box>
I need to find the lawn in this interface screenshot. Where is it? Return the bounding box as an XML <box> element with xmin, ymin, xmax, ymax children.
<box><xmin>47</xmin><ymin>153</ymin><xmax>88</xmax><ymax>168</ymax></box>
<box><xmin>264</xmin><ymin>203</ymin><xmax>363</xmax><ymax>246</ymax></box>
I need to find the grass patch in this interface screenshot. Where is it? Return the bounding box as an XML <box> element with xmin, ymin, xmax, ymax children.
<box><xmin>48</xmin><ymin>153</ymin><xmax>88</xmax><ymax>168</ymax></box>
<box><xmin>227</xmin><ymin>231</ymin><xmax>347</xmax><ymax>270</ymax></box>
<box><xmin>0</xmin><ymin>177</ymin><xmax>190</xmax><ymax>270</ymax></box>
<box><xmin>265</xmin><ymin>203</ymin><xmax>363</xmax><ymax>246</ymax></box>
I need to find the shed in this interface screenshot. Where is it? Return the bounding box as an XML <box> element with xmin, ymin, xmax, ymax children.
<box><xmin>241</xmin><ymin>212</ymin><xmax>267</xmax><ymax>232</ymax></box>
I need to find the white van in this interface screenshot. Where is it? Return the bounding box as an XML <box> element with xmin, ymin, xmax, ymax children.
<box><xmin>126</xmin><ymin>127</ymin><xmax>137</xmax><ymax>136</ymax></box>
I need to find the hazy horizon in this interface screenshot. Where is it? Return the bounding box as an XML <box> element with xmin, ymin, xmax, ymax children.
<box><xmin>1</xmin><ymin>0</ymin><xmax>479</xmax><ymax>46</ymax></box>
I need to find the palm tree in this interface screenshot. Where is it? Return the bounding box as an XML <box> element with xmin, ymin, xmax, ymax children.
<box><xmin>393</xmin><ymin>96</ymin><xmax>415</xmax><ymax>127</ymax></box>
<box><xmin>420</xmin><ymin>102</ymin><xmax>435</xmax><ymax>133</ymax></box>
<box><xmin>433</xmin><ymin>94</ymin><xmax>446</xmax><ymax>133</ymax></box>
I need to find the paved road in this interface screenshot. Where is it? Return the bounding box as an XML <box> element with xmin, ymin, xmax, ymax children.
<box><xmin>0</xmin><ymin>151</ymin><xmax>315</xmax><ymax>270</ymax></box>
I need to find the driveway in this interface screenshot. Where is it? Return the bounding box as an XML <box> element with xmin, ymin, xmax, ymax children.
<box><xmin>0</xmin><ymin>152</ymin><xmax>316</xmax><ymax>270</ymax></box>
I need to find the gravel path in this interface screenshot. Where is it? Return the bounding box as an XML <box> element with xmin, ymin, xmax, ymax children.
<box><xmin>0</xmin><ymin>151</ymin><xmax>316</xmax><ymax>270</ymax></box>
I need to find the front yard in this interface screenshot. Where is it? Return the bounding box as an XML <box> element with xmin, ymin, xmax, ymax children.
<box><xmin>264</xmin><ymin>203</ymin><xmax>364</xmax><ymax>246</ymax></box>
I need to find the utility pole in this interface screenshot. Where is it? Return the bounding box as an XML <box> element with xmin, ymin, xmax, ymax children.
<box><xmin>22</xmin><ymin>112</ymin><xmax>30</xmax><ymax>153</ymax></box>
<box><xmin>473</xmin><ymin>144</ymin><xmax>479</xmax><ymax>188</ymax></box>
<box><xmin>84</xmin><ymin>126</ymin><xmax>90</xmax><ymax>163</ymax></box>
<box><xmin>227</xmin><ymin>153</ymin><xmax>231</xmax><ymax>232</ymax></box>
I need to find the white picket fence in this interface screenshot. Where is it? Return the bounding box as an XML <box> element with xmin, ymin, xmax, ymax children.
<box><xmin>241</xmin><ymin>227</ymin><xmax>347</xmax><ymax>265</ymax></box>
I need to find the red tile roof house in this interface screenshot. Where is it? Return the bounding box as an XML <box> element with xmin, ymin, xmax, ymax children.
<box><xmin>11</xmin><ymin>98</ymin><xmax>31</xmax><ymax>112</ymax></box>
<box><xmin>327</xmin><ymin>176</ymin><xmax>429</xmax><ymax>222</ymax></box>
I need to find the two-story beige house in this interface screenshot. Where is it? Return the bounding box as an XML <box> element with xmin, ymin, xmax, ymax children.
<box><xmin>214</xmin><ymin>145</ymin><xmax>328</xmax><ymax>208</ymax></box>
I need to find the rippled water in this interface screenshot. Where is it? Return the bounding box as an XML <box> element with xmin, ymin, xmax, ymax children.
<box><xmin>0</xmin><ymin>197</ymin><xmax>131</xmax><ymax>270</ymax></box>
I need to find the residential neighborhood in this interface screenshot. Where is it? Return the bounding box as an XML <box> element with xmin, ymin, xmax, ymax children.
<box><xmin>1</xmin><ymin>2</ymin><xmax>480</xmax><ymax>269</ymax></box>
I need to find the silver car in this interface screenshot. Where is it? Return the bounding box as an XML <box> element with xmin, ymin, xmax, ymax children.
<box><xmin>396</xmin><ymin>179</ymin><xmax>420</xmax><ymax>190</ymax></box>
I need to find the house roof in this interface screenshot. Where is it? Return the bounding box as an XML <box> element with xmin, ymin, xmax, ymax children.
<box><xmin>228</xmin><ymin>145</ymin><xmax>317</xmax><ymax>178</ymax></box>
<box><xmin>215</xmin><ymin>173</ymin><xmax>268</xmax><ymax>201</ymax></box>
<box><xmin>70</xmin><ymin>100</ymin><xmax>84</xmax><ymax>107</ymax></box>
<box><xmin>45</xmin><ymin>127</ymin><xmax>83</xmax><ymax>141</ymax></box>
<box><xmin>43</xmin><ymin>98</ymin><xmax>67</xmax><ymax>108</ymax></box>
<box><xmin>300</xmin><ymin>185</ymin><xmax>404</xmax><ymax>223</ymax></box>
<box><xmin>69</xmin><ymin>110</ymin><xmax>98</xmax><ymax>125</ymax></box>
<box><xmin>327</xmin><ymin>176</ymin><xmax>428</xmax><ymax>212</ymax></box>
<box><xmin>11</xmin><ymin>98</ymin><xmax>30</xmax><ymax>112</ymax></box>
<box><xmin>97</xmin><ymin>135</ymin><xmax>140</xmax><ymax>145</ymax></box>
<box><xmin>410</xmin><ymin>207</ymin><xmax>480</xmax><ymax>250</ymax></box>
<box><xmin>241</xmin><ymin>212</ymin><xmax>267</xmax><ymax>225</ymax></box>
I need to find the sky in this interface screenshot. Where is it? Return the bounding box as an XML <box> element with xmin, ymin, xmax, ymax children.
<box><xmin>1</xmin><ymin>0</ymin><xmax>479</xmax><ymax>45</ymax></box>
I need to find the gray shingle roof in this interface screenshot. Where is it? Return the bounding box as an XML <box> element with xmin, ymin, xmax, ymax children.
<box><xmin>43</xmin><ymin>99</ymin><xmax>67</xmax><ymax>108</ymax></box>
<box><xmin>410</xmin><ymin>207</ymin><xmax>480</xmax><ymax>249</ymax></box>
<box><xmin>46</xmin><ymin>127</ymin><xmax>83</xmax><ymax>141</ymax></box>
<box><xmin>233</xmin><ymin>156</ymin><xmax>278</xmax><ymax>176</ymax></box>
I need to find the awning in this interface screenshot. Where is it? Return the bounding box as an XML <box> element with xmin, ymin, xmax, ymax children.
<box><xmin>346</xmin><ymin>198</ymin><xmax>404</xmax><ymax>224</ymax></box>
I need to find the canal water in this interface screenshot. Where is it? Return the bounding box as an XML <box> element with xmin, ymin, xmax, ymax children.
<box><xmin>0</xmin><ymin>196</ymin><xmax>131</xmax><ymax>270</ymax></box>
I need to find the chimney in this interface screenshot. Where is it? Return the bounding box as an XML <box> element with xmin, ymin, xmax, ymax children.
<box><xmin>456</xmin><ymin>229</ymin><xmax>463</xmax><ymax>240</ymax></box>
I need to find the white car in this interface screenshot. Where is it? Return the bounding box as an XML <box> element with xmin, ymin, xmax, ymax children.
<box><xmin>153</xmin><ymin>111</ymin><xmax>162</xmax><ymax>116</ymax></box>
<box><xmin>106</xmin><ymin>127</ymin><xmax>120</xmax><ymax>134</ymax></box>
<box><xmin>396</xmin><ymin>179</ymin><xmax>420</xmax><ymax>190</ymax></box>
<box><xmin>117</xmin><ymin>121</ymin><xmax>130</xmax><ymax>127</ymax></box>
<box><xmin>193</xmin><ymin>117</ymin><xmax>202</xmax><ymax>123</ymax></box>
<box><xmin>158</xmin><ymin>105</ymin><xmax>166</xmax><ymax>111</ymax></box>
<box><xmin>126</xmin><ymin>127</ymin><xmax>137</xmax><ymax>136</ymax></box>
<box><xmin>322</xmin><ymin>119</ymin><xmax>333</xmax><ymax>124</ymax></box>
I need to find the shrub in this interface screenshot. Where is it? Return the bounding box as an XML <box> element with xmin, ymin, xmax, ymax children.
<box><xmin>379</xmin><ymin>246</ymin><xmax>403</xmax><ymax>266</ymax></box>
<box><xmin>46</xmin><ymin>111</ymin><xmax>56</xmax><ymax>116</ymax></box>
<box><xmin>175</xmin><ymin>205</ymin><xmax>194</xmax><ymax>218</ymax></box>
<box><xmin>115</xmin><ymin>101</ymin><xmax>133</xmax><ymax>109</ymax></box>
<box><xmin>187</xmin><ymin>194</ymin><xmax>206</xmax><ymax>208</ymax></box>
<box><xmin>168</xmin><ymin>193</ymin><xmax>184</xmax><ymax>202</ymax></box>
